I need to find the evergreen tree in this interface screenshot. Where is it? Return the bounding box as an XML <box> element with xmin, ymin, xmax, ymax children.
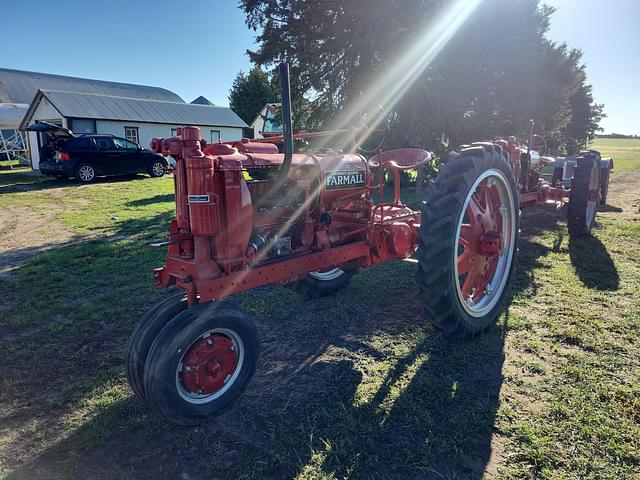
<box><xmin>239</xmin><ymin>0</ymin><xmax>604</xmax><ymax>154</ymax></box>
<box><xmin>229</xmin><ymin>67</ymin><xmax>276</xmax><ymax>125</ymax></box>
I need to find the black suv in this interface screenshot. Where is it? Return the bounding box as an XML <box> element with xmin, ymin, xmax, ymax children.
<box><xmin>27</xmin><ymin>122</ymin><xmax>168</xmax><ymax>183</ymax></box>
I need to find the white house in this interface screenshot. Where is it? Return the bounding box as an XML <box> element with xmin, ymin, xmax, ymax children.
<box><xmin>0</xmin><ymin>68</ymin><xmax>247</xmax><ymax>170</ymax></box>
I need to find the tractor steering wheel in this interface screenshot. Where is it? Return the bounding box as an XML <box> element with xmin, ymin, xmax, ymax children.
<box><xmin>531</xmin><ymin>134</ymin><xmax>548</xmax><ymax>156</ymax></box>
<box><xmin>357</xmin><ymin>105</ymin><xmax>390</xmax><ymax>155</ymax></box>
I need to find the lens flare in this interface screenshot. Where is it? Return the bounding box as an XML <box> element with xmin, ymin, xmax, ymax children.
<box><xmin>217</xmin><ymin>0</ymin><xmax>483</xmax><ymax>297</ymax></box>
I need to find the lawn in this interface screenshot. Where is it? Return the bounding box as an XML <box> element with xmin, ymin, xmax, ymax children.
<box><xmin>0</xmin><ymin>147</ymin><xmax>639</xmax><ymax>479</ymax></box>
<box><xmin>590</xmin><ymin>136</ymin><xmax>640</xmax><ymax>171</ymax></box>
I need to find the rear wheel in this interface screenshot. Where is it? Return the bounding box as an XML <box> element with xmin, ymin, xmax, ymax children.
<box><xmin>599</xmin><ymin>166</ymin><xmax>611</xmax><ymax>205</ymax></box>
<box><xmin>143</xmin><ymin>302</ymin><xmax>259</xmax><ymax>425</ymax></box>
<box><xmin>416</xmin><ymin>144</ymin><xmax>519</xmax><ymax>337</ymax></box>
<box><xmin>568</xmin><ymin>154</ymin><xmax>600</xmax><ymax>237</ymax></box>
<box><xmin>75</xmin><ymin>163</ymin><xmax>96</xmax><ymax>184</ymax></box>
<box><xmin>295</xmin><ymin>267</ymin><xmax>353</xmax><ymax>298</ymax></box>
<box><xmin>550</xmin><ymin>166</ymin><xmax>563</xmax><ymax>187</ymax></box>
<box><xmin>126</xmin><ymin>292</ymin><xmax>188</xmax><ymax>402</ymax></box>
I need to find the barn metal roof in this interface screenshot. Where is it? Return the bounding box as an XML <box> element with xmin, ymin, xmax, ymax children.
<box><xmin>20</xmin><ymin>90</ymin><xmax>248</xmax><ymax>129</ymax></box>
<box><xmin>0</xmin><ymin>68</ymin><xmax>184</xmax><ymax>104</ymax></box>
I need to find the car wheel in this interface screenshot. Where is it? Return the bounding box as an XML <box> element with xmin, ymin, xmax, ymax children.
<box><xmin>149</xmin><ymin>160</ymin><xmax>165</xmax><ymax>178</ymax></box>
<box><xmin>75</xmin><ymin>163</ymin><xmax>96</xmax><ymax>184</ymax></box>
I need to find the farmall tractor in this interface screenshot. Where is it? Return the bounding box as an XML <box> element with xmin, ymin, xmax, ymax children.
<box><xmin>126</xmin><ymin>64</ymin><xmax>612</xmax><ymax>424</ymax></box>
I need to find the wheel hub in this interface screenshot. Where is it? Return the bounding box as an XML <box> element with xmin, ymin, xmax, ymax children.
<box><xmin>179</xmin><ymin>335</ymin><xmax>238</xmax><ymax>396</ymax></box>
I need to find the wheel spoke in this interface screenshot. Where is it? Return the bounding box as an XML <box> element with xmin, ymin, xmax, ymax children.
<box><xmin>483</xmin><ymin>183</ymin><xmax>495</xmax><ymax>217</ymax></box>
<box><xmin>467</xmin><ymin>192</ymin><xmax>484</xmax><ymax>223</ymax></box>
<box><xmin>459</xmin><ymin>224</ymin><xmax>473</xmax><ymax>247</ymax></box>
<box><xmin>457</xmin><ymin>250</ymin><xmax>472</xmax><ymax>275</ymax></box>
<box><xmin>460</xmin><ymin>265</ymin><xmax>482</xmax><ymax>297</ymax></box>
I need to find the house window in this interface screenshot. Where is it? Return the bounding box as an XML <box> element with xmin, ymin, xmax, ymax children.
<box><xmin>124</xmin><ymin>126</ymin><xmax>139</xmax><ymax>144</ymax></box>
<box><xmin>171</xmin><ymin>128</ymin><xmax>177</xmax><ymax>137</ymax></box>
<box><xmin>210</xmin><ymin>130</ymin><xmax>221</xmax><ymax>143</ymax></box>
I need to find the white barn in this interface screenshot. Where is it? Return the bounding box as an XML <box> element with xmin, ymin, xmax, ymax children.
<box><xmin>0</xmin><ymin>68</ymin><xmax>247</xmax><ymax>170</ymax></box>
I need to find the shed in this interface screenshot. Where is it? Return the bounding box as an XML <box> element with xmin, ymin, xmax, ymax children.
<box><xmin>0</xmin><ymin>68</ymin><xmax>247</xmax><ymax>169</ymax></box>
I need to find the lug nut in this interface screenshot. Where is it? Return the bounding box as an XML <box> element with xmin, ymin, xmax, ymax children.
<box><xmin>207</xmin><ymin>339</ymin><xmax>213</xmax><ymax>345</ymax></box>
<box><xmin>184</xmin><ymin>366</ymin><xmax>193</xmax><ymax>373</ymax></box>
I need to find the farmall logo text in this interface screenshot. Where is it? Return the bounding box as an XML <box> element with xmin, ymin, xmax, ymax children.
<box><xmin>325</xmin><ymin>170</ymin><xmax>365</xmax><ymax>189</ymax></box>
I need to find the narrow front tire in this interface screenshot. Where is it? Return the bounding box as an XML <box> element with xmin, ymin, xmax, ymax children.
<box><xmin>126</xmin><ymin>292</ymin><xmax>188</xmax><ymax>402</ymax></box>
<box><xmin>143</xmin><ymin>302</ymin><xmax>259</xmax><ymax>425</ymax></box>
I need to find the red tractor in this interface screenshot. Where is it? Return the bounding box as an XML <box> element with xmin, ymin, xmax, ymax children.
<box><xmin>127</xmin><ymin>64</ymin><xmax>611</xmax><ymax>424</ymax></box>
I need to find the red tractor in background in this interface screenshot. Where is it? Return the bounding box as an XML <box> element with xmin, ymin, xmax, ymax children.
<box><xmin>126</xmin><ymin>64</ymin><xmax>612</xmax><ymax>424</ymax></box>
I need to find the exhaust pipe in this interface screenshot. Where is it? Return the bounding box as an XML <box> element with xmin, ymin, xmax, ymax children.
<box><xmin>276</xmin><ymin>62</ymin><xmax>294</xmax><ymax>186</ymax></box>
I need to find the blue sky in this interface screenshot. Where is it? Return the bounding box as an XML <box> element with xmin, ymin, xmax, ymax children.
<box><xmin>544</xmin><ymin>0</ymin><xmax>639</xmax><ymax>135</ymax></box>
<box><xmin>1</xmin><ymin>0</ymin><xmax>637</xmax><ymax>134</ymax></box>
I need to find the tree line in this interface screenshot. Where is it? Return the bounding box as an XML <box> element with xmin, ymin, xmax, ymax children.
<box><xmin>230</xmin><ymin>0</ymin><xmax>604</xmax><ymax>156</ymax></box>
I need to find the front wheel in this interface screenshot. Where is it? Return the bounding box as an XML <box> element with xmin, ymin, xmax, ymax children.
<box><xmin>143</xmin><ymin>302</ymin><xmax>259</xmax><ymax>425</ymax></box>
<box><xmin>149</xmin><ymin>160</ymin><xmax>165</xmax><ymax>178</ymax></box>
<box><xmin>416</xmin><ymin>144</ymin><xmax>520</xmax><ymax>337</ymax></box>
<box><xmin>126</xmin><ymin>292</ymin><xmax>188</xmax><ymax>402</ymax></box>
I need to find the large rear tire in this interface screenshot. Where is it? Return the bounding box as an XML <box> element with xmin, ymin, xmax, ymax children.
<box><xmin>567</xmin><ymin>154</ymin><xmax>600</xmax><ymax>237</ymax></box>
<box><xmin>416</xmin><ymin>143</ymin><xmax>520</xmax><ymax>337</ymax></box>
<box><xmin>143</xmin><ymin>302</ymin><xmax>259</xmax><ymax>425</ymax></box>
<box><xmin>126</xmin><ymin>292</ymin><xmax>188</xmax><ymax>402</ymax></box>
<box><xmin>599</xmin><ymin>166</ymin><xmax>611</xmax><ymax>205</ymax></box>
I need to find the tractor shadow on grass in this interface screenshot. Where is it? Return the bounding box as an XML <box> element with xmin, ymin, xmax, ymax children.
<box><xmin>4</xmin><ymin>248</ymin><xmax>506</xmax><ymax>480</ymax></box>
<box><xmin>126</xmin><ymin>193</ymin><xmax>175</xmax><ymax>207</ymax></box>
<box><xmin>568</xmin><ymin>235</ymin><xmax>619</xmax><ymax>291</ymax></box>
<box><xmin>1</xmin><ymin>200</ymin><xmax>619</xmax><ymax>480</ymax></box>
<box><xmin>516</xmin><ymin>204</ymin><xmax>619</xmax><ymax>293</ymax></box>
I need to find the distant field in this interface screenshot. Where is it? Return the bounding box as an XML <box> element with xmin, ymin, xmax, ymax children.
<box><xmin>590</xmin><ymin>136</ymin><xmax>640</xmax><ymax>171</ymax></box>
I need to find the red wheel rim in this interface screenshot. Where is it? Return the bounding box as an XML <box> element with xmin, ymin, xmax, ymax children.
<box><xmin>176</xmin><ymin>329</ymin><xmax>243</xmax><ymax>403</ymax></box>
<box><xmin>455</xmin><ymin>169</ymin><xmax>516</xmax><ymax>317</ymax></box>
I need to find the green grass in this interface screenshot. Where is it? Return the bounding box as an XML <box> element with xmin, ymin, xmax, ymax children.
<box><xmin>590</xmin><ymin>136</ymin><xmax>640</xmax><ymax>170</ymax></box>
<box><xmin>0</xmin><ymin>168</ymin><xmax>639</xmax><ymax>479</ymax></box>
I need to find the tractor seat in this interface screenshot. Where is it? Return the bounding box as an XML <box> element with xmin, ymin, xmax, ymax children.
<box><xmin>368</xmin><ymin>148</ymin><xmax>432</xmax><ymax>171</ymax></box>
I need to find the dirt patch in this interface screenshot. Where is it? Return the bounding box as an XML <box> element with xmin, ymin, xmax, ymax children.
<box><xmin>603</xmin><ymin>169</ymin><xmax>640</xmax><ymax>220</ymax></box>
<box><xmin>0</xmin><ymin>196</ymin><xmax>85</xmax><ymax>278</ymax></box>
